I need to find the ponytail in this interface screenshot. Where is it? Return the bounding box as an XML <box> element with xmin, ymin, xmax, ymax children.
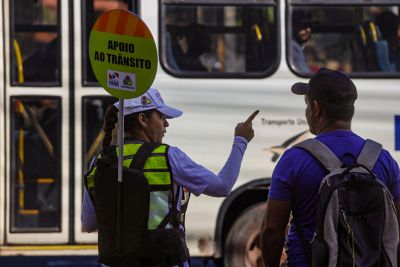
<box><xmin>102</xmin><ymin>105</ymin><xmax>118</xmax><ymax>157</ymax></box>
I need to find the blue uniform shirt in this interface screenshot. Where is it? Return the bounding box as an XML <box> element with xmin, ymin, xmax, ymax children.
<box><xmin>269</xmin><ymin>130</ymin><xmax>400</xmax><ymax>267</ymax></box>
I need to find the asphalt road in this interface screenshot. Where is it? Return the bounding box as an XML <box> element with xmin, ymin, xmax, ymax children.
<box><xmin>0</xmin><ymin>256</ymin><xmax>218</xmax><ymax>267</ymax></box>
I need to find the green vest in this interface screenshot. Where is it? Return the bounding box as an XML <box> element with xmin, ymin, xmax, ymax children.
<box><xmin>86</xmin><ymin>143</ymin><xmax>173</xmax><ymax>229</ymax></box>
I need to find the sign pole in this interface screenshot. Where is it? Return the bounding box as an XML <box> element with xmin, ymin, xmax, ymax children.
<box><xmin>118</xmin><ymin>99</ymin><xmax>124</xmax><ymax>183</ymax></box>
<box><xmin>116</xmin><ymin>99</ymin><xmax>124</xmax><ymax>253</ymax></box>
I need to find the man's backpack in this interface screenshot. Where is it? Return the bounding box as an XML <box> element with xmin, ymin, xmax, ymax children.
<box><xmin>294</xmin><ymin>139</ymin><xmax>399</xmax><ymax>267</ymax></box>
<box><xmin>89</xmin><ymin>143</ymin><xmax>189</xmax><ymax>267</ymax></box>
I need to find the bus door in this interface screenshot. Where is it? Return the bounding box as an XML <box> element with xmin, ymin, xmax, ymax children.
<box><xmin>4</xmin><ymin>0</ymin><xmax>70</xmax><ymax>244</ymax></box>
<box><xmin>73</xmin><ymin>0</ymin><xmax>139</xmax><ymax>244</ymax></box>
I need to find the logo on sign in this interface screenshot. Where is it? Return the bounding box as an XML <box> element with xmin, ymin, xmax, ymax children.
<box><xmin>107</xmin><ymin>70</ymin><xmax>136</xmax><ymax>92</ymax></box>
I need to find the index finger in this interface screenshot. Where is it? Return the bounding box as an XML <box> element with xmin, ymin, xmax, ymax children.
<box><xmin>244</xmin><ymin>110</ymin><xmax>259</xmax><ymax>125</ymax></box>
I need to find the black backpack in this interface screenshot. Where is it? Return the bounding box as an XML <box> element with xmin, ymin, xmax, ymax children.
<box><xmin>89</xmin><ymin>143</ymin><xmax>189</xmax><ymax>267</ymax></box>
<box><xmin>294</xmin><ymin>139</ymin><xmax>399</xmax><ymax>267</ymax></box>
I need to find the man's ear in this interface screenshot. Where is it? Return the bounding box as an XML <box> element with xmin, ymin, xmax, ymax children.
<box><xmin>312</xmin><ymin>100</ymin><xmax>322</xmax><ymax>117</ymax></box>
<box><xmin>137</xmin><ymin>113</ymin><xmax>148</xmax><ymax>128</ymax></box>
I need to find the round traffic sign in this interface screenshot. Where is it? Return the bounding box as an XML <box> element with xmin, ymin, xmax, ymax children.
<box><xmin>89</xmin><ymin>9</ymin><xmax>157</xmax><ymax>99</ymax></box>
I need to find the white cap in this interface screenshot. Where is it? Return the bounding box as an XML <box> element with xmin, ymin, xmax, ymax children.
<box><xmin>113</xmin><ymin>88</ymin><xmax>183</xmax><ymax>119</ymax></box>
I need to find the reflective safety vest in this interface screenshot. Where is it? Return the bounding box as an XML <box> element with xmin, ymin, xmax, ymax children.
<box><xmin>85</xmin><ymin>142</ymin><xmax>190</xmax><ymax>266</ymax></box>
<box><xmin>86</xmin><ymin>143</ymin><xmax>174</xmax><ymax>230</ymax></box>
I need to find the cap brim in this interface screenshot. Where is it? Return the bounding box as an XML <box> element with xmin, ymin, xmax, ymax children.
<box><xmin>156</xmin><ymin>105</ymin><xmax>183</xmax><ymax>119</ymax></box>
<box><xmin>291</xmin><ymin>82</ymin><xmax>310</xmax><ymax>95</ymax></box>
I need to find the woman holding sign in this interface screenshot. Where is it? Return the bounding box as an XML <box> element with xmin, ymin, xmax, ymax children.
<box><xmin>82</xmin><ymin>88</ymin><xmax>257</xmax><ymax>267</ymax></box>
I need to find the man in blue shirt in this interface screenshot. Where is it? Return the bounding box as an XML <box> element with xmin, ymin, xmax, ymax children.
<box><xmin>260</xmin><ymin>68</ymin><xmax>400</xmax><ymax>267</ymax></box>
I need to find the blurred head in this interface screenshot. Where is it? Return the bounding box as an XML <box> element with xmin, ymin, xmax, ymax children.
<box><xmin>102</xmin><ymin>88</ymin><xmax>183</xmax><ymax>147</ymax></box>
<box><xmin>291</xmin><ymin>68</ymin><xmax>357</xmax><ymax>134</ymax></box>
<box><xmin>292</xmin><ymin>10</ymin><xmax>313</xmax><ymax>44</ymax></box>
<box><xmin>185</xmin><ymin>23</ymin><xmax>211</xmax><ymax>57</ymax></box>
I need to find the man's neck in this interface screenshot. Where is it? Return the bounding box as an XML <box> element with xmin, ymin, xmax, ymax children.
<box><xmin>317</xmin><ymin>120</ymin><xmax>352</xmax><ymax>135</ymax></box>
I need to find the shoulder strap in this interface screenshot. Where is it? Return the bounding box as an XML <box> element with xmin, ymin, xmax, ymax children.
<box><xmin>357</xmin><ymin>139</ymin><xmax>382</xmax><ymax>170</ymax></box>
<box><xmin>129</xmin><ymin>142</ymin><xmax>161</xmax><ymax>170</ymax></box>
<box><xmin>294</xmin><ymin>139</ymin><xmax>342</xmax><ymax>172</ymax></box>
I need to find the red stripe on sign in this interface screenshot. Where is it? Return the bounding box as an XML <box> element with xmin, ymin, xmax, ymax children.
<box><xmin>97</xmin><ymin>11</ymin><xmax>111</xmax><ymax>32</ymax></box>
<box><xmin>115</xmin><ymin>10</ymin><xmax>130</xmax><ymax>35</ymax></box>
<box><xmin>134</xmin><ymin>21</ymin><xmax>146</xmax><ymax>37</ymax></box>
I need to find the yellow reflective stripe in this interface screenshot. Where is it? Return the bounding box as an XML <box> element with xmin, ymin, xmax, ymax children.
<box><xmin>86</xmin><ymin>163</ymin><xmax>98</xmax><ymax>188</ymax></box>
<box><xmin>87</xmin><ymin>174</ymin><xmax>95</xmax><ymax>188</ymax></box>
<box><xmin>87</xmin><ymin>144</ymin><xmax>170</xmax><ymax>188</ymax></box>
<box><xmin>153</xmin><ymin>145</ymin><xmax>167</xmax><ymax>153</ymax></box>
<box><xmin>116</xmin><ymin>144</ymin><xmax>167</xmax><ymax>156</ymax></box>
<box><xmin>123</xmin><ymin>159</ymin><xmax>132</xmax><ymax>168</ymax></box>
<box><xmin>145</xmin><ymin>172</ymin><xmax>171</xmax><ymax>185</ymax></box>
<box><xmin>118</xmin><ymin>144</ymin><xmax>140</xmax><ymax>156</ymax></box>
<box><xmin>144</xmin><ymin>156</ymin><xmax>168</xmax><ymax>169</ymax></box>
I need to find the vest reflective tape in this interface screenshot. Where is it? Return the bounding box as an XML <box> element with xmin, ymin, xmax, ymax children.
<box><xmin>86</xmin><ymin>162</ymin><xmax>99</xmax><ymax>189</ymax></box>
<box><xmin>148</xmin><ymin>191</ymin><xmax>170</xmax><ymax>230</ymax></box>
<box><xmin>144</xmin><ymin>156</ymin><xmax>168</xmax><ymax>169</ymax></box>
<box><xmin>116</xmin><ymin>143</ymin><xmax>167</xmax><ymax>157</ymax></box>
<box><xmin>144</xmin><ymin>171</ymin><xmax>171</xmax><ymax>186</ymax></box>
<box><xmin>86</xmin><ymin>144</ymin><xmax>171</xmax><ymax>189</ymax></box>
<box><xmin>121</xmin><ymin>156</ymin><xmax>168</xmax><ymax>170</ymax></box>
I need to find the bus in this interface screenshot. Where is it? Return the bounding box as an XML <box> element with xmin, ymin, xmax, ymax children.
<box><xmin>0</xmin><ymin>0</ymin><xmax>399</xmax><ymax>266</ymax></box>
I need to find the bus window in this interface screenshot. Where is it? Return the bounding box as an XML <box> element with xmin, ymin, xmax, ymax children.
<box><xmin>160</xmin><ymin>0</ymin><xmax>278</xmax><ymax>78</ymax></box>
<box><xmin>82</xmin><ymin>97</ymin><xmax>116</xmax><ymax>172</ymax></box>
<box><xmin>11</xmin><ymin>0</ymin><xmax>61</xmax><ymax>85</ymax></box>
<box><xmin>82</xmin><ymin>0</ymin><xmax>139</xmax><ymax>86</ymax></box>
<box><xmin>288</xmin><ymin>2</ymin><xmax>400</xmax><ymax>76</ymax></box>
<box><xmin>10</xmin><ymin>97</ymin><xmax>61</xmax><ymax>232</ymax></box>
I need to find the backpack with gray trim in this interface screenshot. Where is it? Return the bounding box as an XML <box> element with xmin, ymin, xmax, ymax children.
<box><xmin>294</xmin><ymin>139</ymin><xmax>399</xmax><ymax>267</ymax></box>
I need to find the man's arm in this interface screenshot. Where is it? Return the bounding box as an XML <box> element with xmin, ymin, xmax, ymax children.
<box><xmin>260</xmin><ymin>199</ymin><xmax>291</xmax><ymax>267</ymax></box>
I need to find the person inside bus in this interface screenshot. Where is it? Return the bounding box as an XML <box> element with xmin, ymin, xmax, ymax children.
<box><xmin>376</xmin><ymin>10</ymin><xmax>400</xmax><ymax>71</ymax></box>
<box><xmin>291</xmin><ymin>10</ymin><xmax>313</xmax><ymax>74</ymax></box>
<box><xmin>169</xmin><ymin>23</ymin><xmax>212</xmax><ymax>72</ymax></box>
<box><xmin>81</xmin><ymin>88</ymin><xmax>256</xmax><ymax>267</ymax></box>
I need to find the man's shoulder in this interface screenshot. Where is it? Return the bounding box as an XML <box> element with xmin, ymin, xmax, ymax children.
<box><xmin>277</xmin><ymin>144</ymin><xmax>316</xmax><ymax>166</ymax></box>
<box><xmin>377</xmin><ymin>147</ymin><xmax>399</xmax><ymax>170</ymax></box>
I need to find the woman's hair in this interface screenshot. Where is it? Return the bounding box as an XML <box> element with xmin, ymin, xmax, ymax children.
<box><xmin>101</xmin><ymin>105</ymin><xmax>155</xmax><ymax>151</ymax></box>
<box><xmin>102</xmin><ymin>105</ymin><xmax>118</xmax><ymax>150</ymax></box>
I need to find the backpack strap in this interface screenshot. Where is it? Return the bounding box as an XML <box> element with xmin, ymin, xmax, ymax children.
<box><xmin>157</xmin><ymin>184</ymin><xmax>182</xmax><ymax>230</ymax></box>
<box><xmin>293</xmin><ymin>139</ymin><xmax>341</xmax><ymax>267</ymax></box>
<box><xmin>129</xmin><ymin>142</ymin><xmax>161</xmax><ymax>170</ymax></box>
<box><xmin>294</xmin><ymin>139</ymin><xmax>342</xmax><ymax>172</ymax></box>
<box><xmin>357</xmin><ymin>139</ymin><xmax>382</xmax><ymax>170</ymax></box>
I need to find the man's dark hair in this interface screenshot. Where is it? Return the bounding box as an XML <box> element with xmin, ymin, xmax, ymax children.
<box><xmin>309</xmin><ymin>95</ymin><xmax>355</xmax><ymax>122</ymax></box>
